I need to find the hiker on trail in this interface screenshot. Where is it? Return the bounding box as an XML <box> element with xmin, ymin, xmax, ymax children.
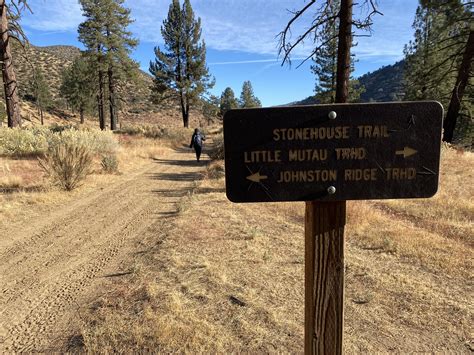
<box><xmin>189</xmin><ymin>128</ymin><xmax>206</xmax><ymax>162</ymax></box>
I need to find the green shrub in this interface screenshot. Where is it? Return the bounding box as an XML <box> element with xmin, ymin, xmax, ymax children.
<box><xmin>101</xmin><ymin>154</ymin><xmax>119</xmax><ymax>173</ymax></box>
<box><xmin>39</xmin><ymin>143</ymin><xmax>93</xmax><ymax>191</ymax></box>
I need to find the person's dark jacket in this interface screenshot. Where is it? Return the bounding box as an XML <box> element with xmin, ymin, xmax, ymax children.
<box><xmin>190</xmin><ymin>132</ymin><xmax>205</xmax><ymax>148</ymax></box>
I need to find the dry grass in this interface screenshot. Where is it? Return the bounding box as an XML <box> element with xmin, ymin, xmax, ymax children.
<box><xmin>346</xmin><ymin>144</ymin><xmax>473</xmax><ymax>276</ymax></box>
<box><xmin>78</xmin><ymin>146</ymin><xmax>473</xmax><ymax>353</ymax></box>
<box><xmin>0</xmin><ymin>175</ymin><xmax>24</xmax><ymax>189</ymax></box>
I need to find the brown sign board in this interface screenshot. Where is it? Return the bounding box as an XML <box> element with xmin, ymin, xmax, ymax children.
<box><xmin>223</xmin><ymin>101</ymin><xmax>443</xmax><ymax>203</ymax></box>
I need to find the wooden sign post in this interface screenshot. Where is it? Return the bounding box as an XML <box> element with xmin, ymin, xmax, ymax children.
<box><xmin>223</xmin><ymin>101</ymin><xmax>443</xmax><ymax>353</ymax></box>
<box><xmin>305</xmin><ymin>200</ymin><xmax>345</xmax><ymax>354</ymax></box>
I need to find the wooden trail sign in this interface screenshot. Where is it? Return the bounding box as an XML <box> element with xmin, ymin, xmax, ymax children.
<box><xmin>224</xmin><ymin>101</ymin><xmax>443</xmax><ymax>203</ymax></box>
<box><xmin>223</xmin><ymin>101</ymin><xmax>443</xmax><ymax>354</ymax></box>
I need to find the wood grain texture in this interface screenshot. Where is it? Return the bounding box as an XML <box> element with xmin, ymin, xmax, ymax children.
<box><xmin>305</xmin><ymin>201</ymin><xmax>346</xmax><ymax>355</ymax></box>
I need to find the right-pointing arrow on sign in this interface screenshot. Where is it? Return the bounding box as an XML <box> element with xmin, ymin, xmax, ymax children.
<box><xmin>246</xmin><ymin>172</ymin><xmax>268</xmax><ymax>183</ymax></box>
<box><xmin>396</xmin><ymin>146</ymin><xmax>418</xmax><ymax>158</ymax></box>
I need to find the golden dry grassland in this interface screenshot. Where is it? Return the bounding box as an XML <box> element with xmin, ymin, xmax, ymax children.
<box><xmin>78</xmin><ymin>144</ymin><xmax>473</xmax><ymax>353</ymax></box>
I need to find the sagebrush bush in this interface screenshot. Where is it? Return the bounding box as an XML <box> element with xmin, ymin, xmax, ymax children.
<box><xmin>48</xmin><ymin>129</ymin><xmax>118</xmax><ymax>155</ymax></box>
<box><xmin>101</xmin><ymin>154</ymin><xmax>119</xmax><ymax>173</ymax></box>
<box><xmin>0</xmin><ymin>127</ymin><xmax>119</xmax><ymax>157</ymax></box>
<box><xmin>39</xmin><ymin>143</ymin><xmax>93</xmax><ymax>191</ymax></box>
<box><xmin>0</xmin><ymin>127</ymin><xmax>49</xmax><ymax>156</ymax></box>
<box><xmin>207</xmin><ymin>133</ymin><xmax>224</xmax><ymax>160</ymax></box>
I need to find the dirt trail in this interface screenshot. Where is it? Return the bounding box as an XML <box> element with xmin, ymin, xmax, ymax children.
<box><xmin>0</xmin><ymin>148</ymin><xmax>204</xmax><ymax>353</ymax></box>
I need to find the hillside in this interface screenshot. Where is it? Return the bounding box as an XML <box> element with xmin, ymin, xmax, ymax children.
<box><xmin>292</xmin><ymin>60</ymin><xmax>405</xmax><ymax>105</ymax></box>
<box><xmin>0</xmin><ymin>44</ymin><xmax>154</xmax><ymax>119</ymax></box>
<box><xmin>0</xmin><ymin>43</ymin><xmax>213</xmax><ymax>128</ymax></box>
<box><xmin>359</xmin><ymin>60</ymin><xmax>405</xmax><ymax>102</ymax></box>
<box><xmin>14</xmin><ymin>44</ymin><xmax>80</xmax><ymax>99</ymax></box>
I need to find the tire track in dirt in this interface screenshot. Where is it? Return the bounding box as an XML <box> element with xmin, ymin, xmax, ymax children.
<box><xmin>0</xmin><ymin>148</ymin><xmax>204</xmax><ymax>353</ymax></box>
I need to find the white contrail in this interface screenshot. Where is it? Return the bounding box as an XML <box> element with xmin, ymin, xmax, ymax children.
<box><xmin>209</xmin><ymin>57</ymin><xmax>307</xmax><ymax>65</ymax></box>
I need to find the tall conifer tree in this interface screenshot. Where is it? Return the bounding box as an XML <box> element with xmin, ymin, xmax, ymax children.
<box><xmin>102</xmin><ymin>0</ymin><xmax>138</xmax><ymax>130</ymax></box>
<box><xmin>239</xmin><ymin>81</ymin><xmax>261</xmax><ymax>108</ymax></box>
<box><xmin>60</xmin><ymin>55</ymin><xmax>95</xmax><ymax>124</ymax></box>
<box><xmin>404</xmin><ymin>0</ymin><xmax>472</xmax><ymax>143</ymax></box>
<box><xmin>150</xmin><ymin>0</ymin><xmax>214</xmax><ymax>128</ymax></box>
<box><xmin>219</xmin><ymin>87</ymin><xmax>238</xmax><ymax>116</ymax></box>
<box><xmin>78</xmin><ymin>0</ymin><xmax>107</xmax><ymax>130</ymax></box>
<box><xmin>78</xmin><ymin>0</ymin><xmax>138</xmax><ymax>130</ymax></box>
<box><xmin>311</xmin><ymin>0</ymin><xmax>364</xmax><ymax>103</ymax></box>
<box><xmin>29</xmin><ymin>67</ymin><xmax>51</xmax><ymax>125</ymax></box>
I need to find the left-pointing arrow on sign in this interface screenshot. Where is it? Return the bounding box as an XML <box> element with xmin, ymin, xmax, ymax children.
<box><xmin>396</xmin><ymin>146</ymin><xmax>418</xmax><ymax>158</ymax></box>
<box><xmin>247</xmin><ymin>172</ymin><xmax>268</xmax><ymax>183</ymax></box>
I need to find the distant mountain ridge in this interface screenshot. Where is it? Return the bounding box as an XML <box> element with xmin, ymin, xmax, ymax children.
<box><xmin>291</xmin><ymin>60</ymin><xmax>406</xmax><ymax>105</ymax></box>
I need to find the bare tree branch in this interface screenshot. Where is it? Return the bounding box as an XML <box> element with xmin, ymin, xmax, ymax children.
<box><xmin>278</xmin><ymin>0</ymin><xmax>381</xmax><ymax>66</ymax></box>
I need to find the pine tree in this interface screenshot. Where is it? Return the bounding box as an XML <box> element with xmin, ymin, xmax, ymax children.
<box><xmin>403</xmin><ymin>3</ymin><xmax>446</xmax><ymax>101</ymax></box>
<box><xmin>403</xmin><ymin>0</ymin><xmax>472</xmax><ymax>143</ymax></box>
<box><xmin>78</xmin><ymin>0</ymin><xmax>107</xmax><ymax>130</ymax></box>
<box><xmin>150</xmin><ymin>0</ymin><xmax>214</xmax><ymax>128</ymax></box>
<box><xmin>219</xmin><ymin>87</ymin><xmax>238</xmax><ymax>116</ymax></box>
<box><xmin>102</xmin><ymin>0</ymin><xmax>138</xmax><ymax>130</ymax></box>
<box><xmin>29</xmin><ymin>67</ymin><xmax>51</xmax><ymax>125</ymax></box>
<box><xmin>311</xmin><ymin>0</ymin><xmax>364</xmax><ymax>103</ymax></box>
<box><xmin>279</xmin><ymin>0</ymin><xmax>380</xmax><ymax>103</ymax></box>
<box><xmin>60</xmin><ymin>55</ymin><xmax>96</xmax><ymax>124</ymax></box>
<box><xmin>201</xmin><ymin>94</ymin><xmax>220</xmax><ymax>124</ymax></box>
<box><xmin>239</xmin><ymin>81</ymin><xmax>261</xmax><ymax>108</ymax></box>
<box><xmin>0</xmin><ymin>0</ymin><xmax>31</xmax><ymax>127</ymax></box>
<box><xmin>311</xmin><ymin>1</ymin><xmax>338</xmax><ymax>104</ymax></box>
<box><xmin>78</xmin><ymin>0</ymin><xmax>138</xmax><ymax>130</ymax></box>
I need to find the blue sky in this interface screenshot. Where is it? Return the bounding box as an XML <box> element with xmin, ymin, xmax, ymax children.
<box><xmin>22</xmin><ymin>0</ymin><xmax>418</xmax><ymax>106</ymax></box>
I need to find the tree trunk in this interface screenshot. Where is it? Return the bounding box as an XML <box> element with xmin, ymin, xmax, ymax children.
<box><xmin>443</xmin><ymin>29</ymin><xmax>474</xmax><ymax>143</ymax></box>
<box><xmin>108</xmin><ymin>67</ymin><xmax>117</xmax><ymax>130</ymax></box>
<box><xmin>335</xmin><ymin>0</ymin><xmax>352</xmax><ymax>104</ymax></box>
<box><xmin>185</xmin><ymin>101</ymin><xmax>190</xmax><ymax>127</ymax></box>
<box><xmin>40</xmin><ymin>105</ymin><xmax>44</xmax><ymax>125</ymax></box>
<box><xmin>305</xmin><ymin>2</ymin><xmax>352</xmax><ymax>354</ymax></box>
<box><xmin>0</xmin><ymin>1</ymin><xmax>21</xmax><ymax>127</ymax></box>
<box><xmin>97</xmin><ymin>94</ymin><xmax>103</xmax><ymax>129</ymax></box>
<box><xmin>180</xmin><ymin>92</ymin><xmax>189</xmax><ymax>128</ymax></box>
<box><xmin>80</xmin><ymin>107</ymin><xmax>84</xmax><ymax>124</ymax></box>
<box><xmin>98</xmin><ymin>69</ymin><xmax>105</xmax><ymax>130</ymax></box>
